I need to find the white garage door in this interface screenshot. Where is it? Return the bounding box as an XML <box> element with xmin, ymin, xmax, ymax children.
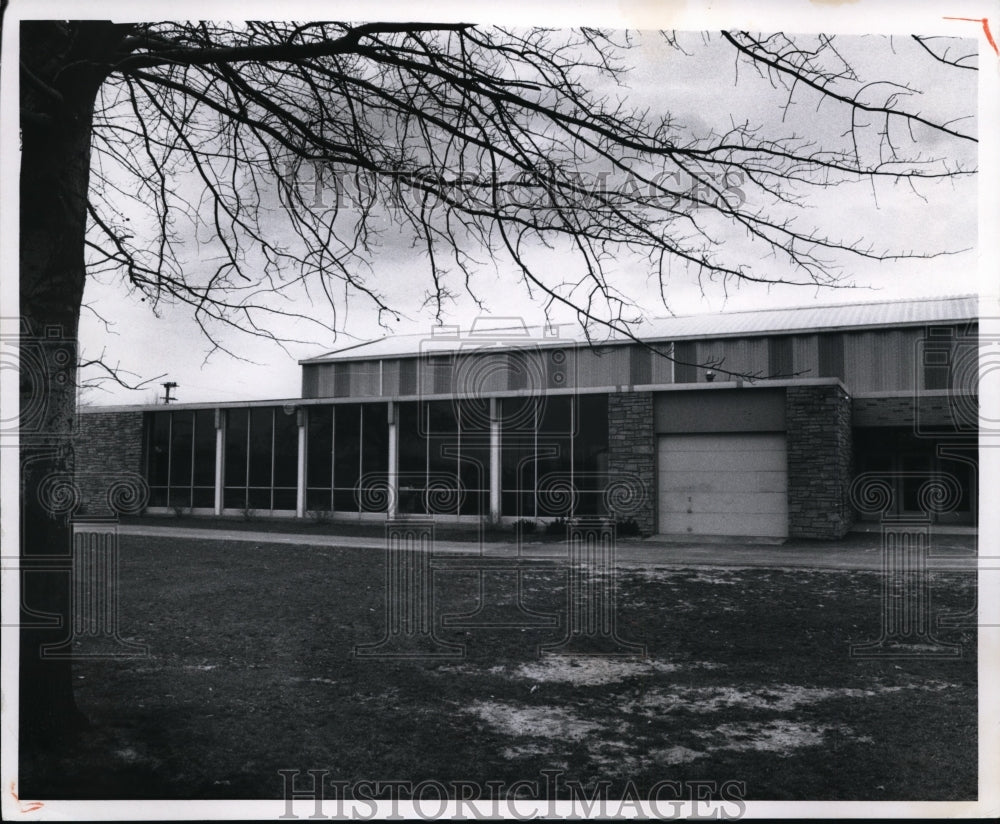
<box><xmin>657</xmin><ymin>433</ymin><xmax>788</xmax><ymax>538</ymax></box>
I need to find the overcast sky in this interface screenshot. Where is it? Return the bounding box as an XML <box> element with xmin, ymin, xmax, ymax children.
<box><xmin>70</xmin><ymin>9</ymin><xmax>984</xmax><ymax>406</ymax></box>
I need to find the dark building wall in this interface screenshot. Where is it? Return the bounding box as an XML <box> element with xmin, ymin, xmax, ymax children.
<box><xmin>654</xmin><ymin>388</ymin><xmax>785</xmax><ymax>433</ymax></box>
<box><xmin>786</xmin><ymin>385</ymin><xmax>853</xmax><ymax>539</ymax></box>
<box><xmin>852</xmin><ymin>393</ymin><xmax>976</xmax><ymax>433</ymax></box>
<box><xmin>607</xmin><ymin>392</ymin><xmax>656</xmax><ymax>535</ymax></box>
<box><xmin>74</xmin><ymin>411</ymin><xmax>146</xmax><ymax>516</ymax></box>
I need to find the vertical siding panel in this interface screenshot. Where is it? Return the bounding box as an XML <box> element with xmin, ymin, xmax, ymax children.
<box><xmin>576</xmin><ymin>347</ymin><xmax>624</xmax><ymax>387</ymax></box>
<box><xmin>792</xmin><ymin>334</ymin><xmax>819</xmax><ymax>379</ymax></box>
<box><xmin>844</xmin><ymin>332</ymin><xmax>879</xmax><ymax>392</ymax></box>
<box><xmin>892</xmin><ymin>329</ymin><xmax>918</xmax><ymax>392</ymax></box>
<box><xmin>650</xmin><ymin>344</ymin><xmax>674</xmax><ymax>384</ymax></box>
<box><xmin>350</xmin><ymin>361</ymin><xmax>380</xmax><ymax>397</ymax></box>
<box><xmin>381</xmin><ymin>360</ymin><xmax>399</xmax><ymax>396</ymax></box>
<box><xmin>316</xmin><ymin>364</ymin><xmax>336</xmax><ymax>398</ymax></box>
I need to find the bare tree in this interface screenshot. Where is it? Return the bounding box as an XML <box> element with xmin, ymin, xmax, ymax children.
<box><xmin>17</xmin><ymin>20</ymin><xmax>976</xmax><ymax>751</ymax></box>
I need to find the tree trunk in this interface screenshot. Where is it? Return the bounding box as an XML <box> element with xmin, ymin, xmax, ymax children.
<box><xmin>18</xmin><ymin>20</ymin><xmax>131</xmax><ymax>764</ymax></box>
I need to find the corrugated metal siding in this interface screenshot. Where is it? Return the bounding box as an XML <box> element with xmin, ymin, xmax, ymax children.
<box><xmin>650</xmin><ymin>346</ymin><xmax>674</xmax><ymax>384</ymax></box>
<box><xmin>843</xmin><ymin>329</ymin><xmax>919</xmax><ymax>392</ymax></box>
<box><xmin>350</xmin><ymin>361</ymin><xmax>380</xmax><ymax>397</ymax></box>
<box><xmin>309</xmin><ymin>364</ymin><xmax>334</xmax><ymax>397</ymax></box>
<box><xmin>456</xmin><ymin>352</ymin><xmax>507</xmax><ymax>395</ymax></box>
<box><xmin>792</xmin><ymin>335</ymin><xmax>819</xmax><ymax>379</ymax></box>
<box><xmin>381</xmin><ymin>359</ymin><xmax>400</xmax><ymax>396</ymax></box>
<box><xmin>300</xmin><ymin>296</ymin><xmax>977</xmax><ymax>365</ymax></box>
<box><xmin>576</xmin><ymin>346</ymin><xmax>630</xmax><ymax>388</ymax></box>
<box><xmin>302</xmin><ymin>365</ymin><xmax>319</xmax><ymax>398</ymax></box>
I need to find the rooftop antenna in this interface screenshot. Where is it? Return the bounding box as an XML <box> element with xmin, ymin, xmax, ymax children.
<box><xmin>161</xmin><ymin>381</ymin><xmax>178</xmax><ymax>404</ymax></box>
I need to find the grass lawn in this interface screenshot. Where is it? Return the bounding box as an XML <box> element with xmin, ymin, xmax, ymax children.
<box><xmin>21</xmin><ymin>534</ymin><xmax>977</xmax><ymax>802</ymax></box>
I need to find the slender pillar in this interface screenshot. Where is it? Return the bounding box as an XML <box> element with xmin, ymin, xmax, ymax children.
<box><xmin>489</xmin><ymin>397</ymin><xmax>501</xmax><ymax>522</ymax></box>
<box><xmin>214</xmin><ymin>408</ymin><xmax>224</xmax><ymax>515</ymax></box>
<box><xmin>387</xmin><ymin>401</ymin><xmax>399</xmax><ymax>519</ymax></box>
<box><xmin>296</xmin><ymin>407</ymin><xmax>307</xmax><ymax>518</ymax></box>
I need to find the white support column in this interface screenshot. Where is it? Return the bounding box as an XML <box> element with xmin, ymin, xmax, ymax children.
<box><xmin>388</xmin><ymin>401</ymin><xmax>399</xmax><ymax>519</ymax></box>
<box><xmin>490</xmin><ymin>397</ymin><xmax>501</xmax><ymax>521</ymax></box>
<box><xmin>213</xmin><ymin>408</ymin><xmax>224</xmax><ymax>515</ymax></box>
<box><xmin>296</xmin><ymin>408</ymin><xmax>307</xmax><ymax>518</ymax></box>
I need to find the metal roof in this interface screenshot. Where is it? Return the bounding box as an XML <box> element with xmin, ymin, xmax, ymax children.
<box><xmin>299</xmin><ymin>294</ymin><xmax>978</xmax><ymax>364</ymax></box>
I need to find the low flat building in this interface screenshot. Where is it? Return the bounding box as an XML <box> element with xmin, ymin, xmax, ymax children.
<box><xmin>76</xmin><ymin>294</ymin><xmax>979</xmax><ymax>539</ymax></box>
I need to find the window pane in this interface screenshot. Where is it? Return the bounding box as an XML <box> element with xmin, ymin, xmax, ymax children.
<box><xmin>333</xmin><ymin>404</ymin><xmax>361</xmax><ymax>510</ymax></box>
<box><xmin>397</xmin><ymin>401</ymin><xmax>425</xmax><ymax>477</ymax></box>
<box><xmin>248</xmin><ymin>407</ymin><xmax>274</xmax><ymax>487</ymax></box>
<box><xmin>537</xmin><ymin>396</ymin><xmax>572</xmax><ymax>515</ymax></box>
<box><xmin>169</xmin><ymin>411</ymin><xmax>193</xmax><ymax>489</ymax></box>
<box><xmin>147</xmin><ymin>412</ymin><xmax>170</xmax><ymax>486</ymax></box>
<box><xmin>193</xmin><ymin>409</ymin><xmax>217</xmax><ymax>486</ymax></box>
<box><xmin>307</xmin><ymin>406</ymin><xmax>333</xmax><ymax>489</ymax></box>
<box><xmin>247</xmin><ymin>487</ymin><xmax>271</xmax><ymax>510</ymax></box>
<box><xmin>224</xmin><ymin>486</ymin><xmax>247</xmax><ymax>510</ymax></box>
<box><xmin>192</xmin><ymin>487</ymin><xmax>215</xmax><ymax>508</ymax></box>
<box><xmin>501</xmin><ymin>397</ymin><xmax>536</xmax><ymax>518</ymax></box>
<box><xmin>273</xmin><ymin>488</ymin><xmax>297</xmax><ymax>511</ymax></box>
<box><xmin>307</xmin><ymin>488</ymin><xmax>332</xmax><ymax>511</ymax></box>
<box><xmin>575</xmin><ymin>394</ymin><xmax>608</xmax><ymax>486</ymax></box>
<box><xmin>225</xmin><ymin>409</ymin><xmax>248</xmax><ymax>487</ymax></box>
<box><xmin>361</xmin><ymin>403</ymin><xmax>389</xmax><ymax>475</ymax></box>
<box><xmin>169</xmin><ymin>486</ymin><xmax>192</xmax><ymax>509</ymax></box>
<box><xmin>273</xmin><ymin>407</ymin><xmax>299</xmax><ymax>487</ymax></box>
<box><xmin>427</xmin><ymin>401</ymin><xmax>458</xmax><ymax>478</ymax></box>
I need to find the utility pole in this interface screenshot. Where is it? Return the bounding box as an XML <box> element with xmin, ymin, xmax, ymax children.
<box><xmin>161</xmin><ymin>381</ymin><xmax>178</xmax><ymax>404</ymax></box>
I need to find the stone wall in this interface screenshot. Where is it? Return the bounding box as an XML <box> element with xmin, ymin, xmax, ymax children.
<box><xmin>607</xmin><ymin>392</ymin><xmax>656</xmax><ymax>535</ymax></box>
<box><xmin>73</xmin><ymin>411</ymin><xmax>146</xmax><ymax>517</ymax></box>
<box><xmin>786</xmin><ymin>385</ymin><xmax>853</xmax><ymax>539</ymax></box>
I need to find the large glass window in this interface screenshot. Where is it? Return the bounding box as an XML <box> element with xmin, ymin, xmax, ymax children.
<box><xmin>224</xmin><ymin>406</ymin><xmax>299</xmax><ymax>512</ymax></box>
<box><xmin>398</xmin><ymin>400</ymin><xmax>489</xmax><ymax>516</ymax></box>
<box><xmin>501</xmin><ymin>394</ymin><xmax>608</xmax><ymax>518</ymax></box>
<box><xmin>146</xmin><ymin>409</ymin><xmax>217</xmax><ymax>509</ymax></box>
<box><xmin>306</xmin><ymin>403</ymin><xmax>389</xmax><ymax>513</ymax></box>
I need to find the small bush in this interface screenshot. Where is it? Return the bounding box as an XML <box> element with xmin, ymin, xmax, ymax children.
<box><xmin>241</xmin><ymin>506</ymin><xmax>258</xmax><ymax>522</ymax></box>
<box><xmin>171</xmin><ymin>505</ymin><xmax>189</xmax><ymax>519</ymax></box>
<box><xmin>545</xmin><ymin>517</ymin><xmax>569</xmax><ymax>537</ymax></box>
<box><xmin>307</xmin><ymin>509</ymin><xmax>333</xmax><ymax>525</ymax></box>
<box><xmin>513</xmin><ymin>518</ymin><xmax>536</xmax><ymax>536</ymax></box>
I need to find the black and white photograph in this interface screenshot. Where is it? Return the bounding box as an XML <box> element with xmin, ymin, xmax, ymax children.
<box><xmin>1</xmin><ymin>0</ymin><xmax>997</xmax><ymax>818</ymax></box>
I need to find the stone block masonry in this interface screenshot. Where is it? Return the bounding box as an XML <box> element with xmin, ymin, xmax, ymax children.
<box><xmin>607</xmin><ymin>391</ymin><xmax>656</xmax><ymax>536</ymax></box>
<box><xmin>73</xmin><ymin>411</ymin><xmax>145</xmax><ymax>516</ymax></box>
<box><xmin>785</xmin><ymin>385</ymin><xmax>853</xmax><ymax>539</ymax></box>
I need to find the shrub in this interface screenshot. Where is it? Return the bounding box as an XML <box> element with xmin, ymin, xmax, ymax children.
<box><xmin>307</xmin><ymin>509</ymin><xmax>333</xmax><ymax>525</ymax></box>
<box><xmin>614</xmin><ymin>517</ymin><xmax>642</xmax><ymax>537</ymax></box>
<box><xmin>544</xmin><ymin>517</ymin><xmax>569</xmax><ymax>538</ymax></box>
<box><xmin>513</xmin><ymin>518</ymin><xmax>536</xmax><ymax>536</ymax></box>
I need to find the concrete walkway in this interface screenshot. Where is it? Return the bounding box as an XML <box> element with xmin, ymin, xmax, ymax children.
<box><xmin>107</xmin><ymin>523</ymin><xmax>980</xmax><ymax>572</ymax></box>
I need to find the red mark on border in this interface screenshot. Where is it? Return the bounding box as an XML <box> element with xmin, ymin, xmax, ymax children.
<box><xmin>9</xmin><ymin>781</ymin><xmax>44</xmax><ymax>814</ymax></box>
<box><xmin>943</xmin><ymin>16</ymin><xmax>999</xmax><ymax>56</ymax></box>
